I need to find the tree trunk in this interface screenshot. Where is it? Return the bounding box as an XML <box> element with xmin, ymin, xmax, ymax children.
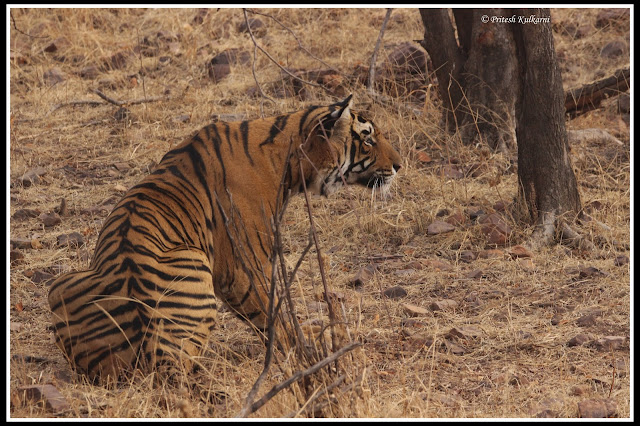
<box><xmin>420</xmin><ymin>8</ymin><xmax>583</xmax><ymax>248</ymax></box>
<box><xmin>512</xmin><ymin>8</ymin><xmax>581</xmax><ymax>246</ymax></box>
<box><xmin>419</xmin><ymin>8</ymin><xmax>519</xmax><ymax>151</ymax></box>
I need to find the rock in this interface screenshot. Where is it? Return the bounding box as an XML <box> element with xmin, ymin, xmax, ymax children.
<box><xmin>12</xmin><ymin>208</ymin><xmax>41</xmax><ymax>221</ymax></box>
<box><xmin>210</xmin><ymin>48</ymin><xmax>251</xmax><ymax>66</ymax></box>
<box><xmin>415</xmin><ymin>150</ymin><xmax>432</xmax><ymax>163</ymax></box>
<box><xmin>448</xmin><ymin>325</ymin><xmax>482</xmax><ymax>339</ymax></box>
<box><xmin>508</xmin><ymin>245</ymin><xmax>533</xmax><ymax>258</ymax></box>
<box><xmin>576</xmin><ymin>314</ymin><xmax>597</xmax><ymax>327</ymax></box>
<box><xmin>578</xmin><ymin>266</ymin><xmax>607</xmax><ymax>278</ymax></box>
<box><xmin>437</xmin><ymin>164</ymin><xmax>464</xmax><ymax>180</ymax></box>
<box><xmin>516</xmin><ymin>258</ymin><xmax>536</xmax><ymax>272</ymax></box>
<box><xmin>382</xmin><ymin>286</ymin><xmax>408</xmax><ymax>299</ymax></box>
<box><xmin>445</xmin><ymin>211</ymin><xmax>465</xmax><ymax>226</ymax></box>
<box><xmin>593</xmin><ymin>336</ymin><xmax>626</xmax><ymax>351</ymax></box>
<box><xmin>567</xmin><ymin>333</ymin><xmax>590</xmax><ymax>347</ymax></box>
<box><xmin>31</xmin><ymin>270</ymin><xmax>55</xmax><ymax>285</ymax></box>
<box><xmin>478</xmin><ymin>249</ymin><xmax>504</xmax><ymax>259</ymax></box>
<box><xmin>402</xmin><ymin>303</ymin><xmax>430</xmax><ymax>317</ymax></box>
<box><xmin>613</xmin><ymin>255</ymin><xmax>629</xmax><ymax>266</ymax></box>
<box><xmin>600</xmin><ymin>40</ymin><xmax>626</xmax><ymax>59</ymax></box>
<box><xmin>577</xmin><ymin>398</ymin><xmax>617</xmax><ymax>418</ymax></box>
<box><xmin>106</xmin><ymin>50</ymin><xmax>132</xmax><ymax>70</ymax></box>
<box><xmin>10</xmin><ymin>238</ymin><xmax>35</xmax><ymax>250</ymax></box>
<box><xmin>443</xmin><ymin>340</ymin><xmax>465</xmax><ymax>355</ymax></box>
<box><xmin>56</xmin><ymin>232</ymin><xmax>85</xmax><ymax>248</ymax></box>
<box><xmin>427</xmin><ymin>220</ymin><xmax>455</xmax><ymax>235</ymax></box>
<box><xmin>237</xmin><ymin>18</ymin><xmax>266</xmax><ymax>37</ymax></box>
<box><xmin>18</xmin><ymin>166</ymin><xmax>47</xmax><ymax>187</ymax></box>
<box><xmin>459</xmin><ymin>250</ymin><xmax>477</xmax><ymax>263</ymax></box>
<box><xmin>10</xmin><ymin>250</ymin><xmax>25</xmax><ymax>264</ymax></box>
<box><xmin>208</xmin><ymin>63</ymin><xmax>231</xmax><ymax>82</ymax></box>
<box><xmin>16</xmin><ymin>384</ymin><xmax>70</xmax><ymax>412</ymax></box>
<box><xmin>595</xmin><ymin>8</ymin><xmax>629</xmax><ymax>28</ymax></box>
<box><xmin>480</xmin><ymin>213</ymin><xmax>511</xmax><ymax>245</ymax></box>
<box><xmin>570</xmin><ymin>385</ymin><xmax>590</xmax><ymax>396</ymax></box>
<box><xmin>38</xmin><ymin>212</ymin><xmax>61</xmax><ymax>228</ymax></box>
<box><xmin>422</xmin><ymin>259</ymin><xmax>454</xmax><ymax>271</ymax></box>
<box><xmin>551</xmin><ymin>313</ymin><xmax>563</xmax><ymax>326</ymax></box>
<box><xmin>78</xmin><ymin>65</ymin><xmax>100</xmax><ymax>79</ymax></box>
<box><xmin>384</xmin><ymin>42</ymin><xmax>427</xmax><ymax>75</ymax></box>
<box><xmin>349</xmin><ymin>264</ymin><xmax>377</xmax><ymax>288</ymax></box>
<box><xmin>429</xmin><ymin>299</ymin><xmax>458</xmax><ymax>311</ymax></box>
<box><xmin>464</xmin><ymin>269</ymin><xmax>484</xmax><ymax>279</ymax></box>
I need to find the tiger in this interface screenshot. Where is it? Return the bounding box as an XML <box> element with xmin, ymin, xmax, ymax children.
<box><xmin>48</xmin><ymin>94</ymin><xmax>402</xmax><ymax>382</ymax></box>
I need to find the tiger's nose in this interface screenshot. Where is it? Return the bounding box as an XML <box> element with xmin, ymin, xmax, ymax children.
<box><xmin>393</xmin><ymin>163</ymin><xmax>401</xmax><ymax>173</ymax></box>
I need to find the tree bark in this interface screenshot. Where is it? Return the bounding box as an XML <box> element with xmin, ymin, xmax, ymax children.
<box><xmin>420</xmin><ymin>8</ymin><xmax>583</xmax><ymax>248</ymax></box>
<box><xmin>419</xmin><ymin>8</ymin><xmax>519</xmax><ymax>151</ymax></box>
<box><xmin>419</xmin><ymin>9</ymin><xmax>466</xmax><ymax>133</ymax></box>
<box><xmin>512</xmin><ymin>8</ymin><xmax>581</xmax><ymax>246</ymax></box>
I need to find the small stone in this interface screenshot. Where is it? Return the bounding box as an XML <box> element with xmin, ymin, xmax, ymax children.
<box><xmin>478</xmin><ymin>249</ymin><xmax>504</xmax><ymax>259</ymax></box>
<box><xmin>10</xmin><ymin>250</ymin><xmax>25</xmax><ymax>264</ymax></box>
<box><xmin>382</xmin><ymin>286</ymin><xmax>408</xmax><ymax>299</ymax></box>
<box><xmin>570</xmin><ymin>385</ymin><xmax>590</xmax><ymax>396</ymax></box>
<box><xmin>402</xmin><ymin>303</ymin><xmax>430</xmax><ymax>317</ymax></box>
<box><xmin>613</xmin><ymin>255</ymin><xmax>629</xmax><ymax>266</ymax></box>
<box><xmin>551</xmin><ymin>313</ymin><xmax>563</xmax><ymax>326</ymax></box>
<box><xmin>448</xmin><ymin>325</ymin><xmax>482</xmax><ymax>339</ymax></box>
<box><xmin>443</xmin><ymin>340</ymin><xmax>466</xmax><ymax>355</ymax></box>
<box><xmin>508</xmin><ymin>245</ymin><xmax>533</xmax><ymax>258</ymax></box>
<box><xmin>427</xmin><ymin>220</ymin><xmax>455</xmax><ymax>235</ymax></box>
<box><xmin>38</xmin><ymin>212</ymin><xmax>61</xmax><ymax>228</ymax></box>
<box><xmin>17</xmin><ymin>384</ymin><xmax>70</xmax><ymax>412</ymax></box>
<box><xmin>594</xmin><ymin>336</ymin><xmax>626</xmax><ymax>352</ymax></box>
<box><xmin>11</xmin><ymin>209</ymin><xmax>41</xmax><ymax>221</ymax></box>
<box><xmin>18</xmin><ymin>167</ymin><xmax>47</xmax><ymax>187</ymax></box>
<box><xmin>577</xmin><ymin>398</ymin><xmax>617</xmax><ymax>418</ymax></box>
<box><xmin>237</xmin><ymin>18</ymin><xmax>266</xmax><ymax>37</ymax></box>
<box><xmin>595</xmin><ymin>8</ymin><xmax>629</xmax><ymax>28</ymax></box>
<box><xmin>43</xmin><ymin>67</ymin><xmax>65</xmax><ymax>85</ymax></box>
<box><xmin>465</xmin><ymin>269</ymin><xmax>484</xmax><ymax>279</ymax></box>
<box><xmin>578</xmin><ymin>266</ymin><xmax>607</xmax><ymax>278</ymax></box>
<box><xmin>78</xmin><ymin>65</ymin><xmax>100</xmax><ymax>79</ymax></box>
<box><xmin>429</xmin><ymin>299</ymin><xmax>458</xmax><ymax>311</ymax></box>
<box><xmin>445</xmin><ymin>211</ymin><xmax>465</xmax><ymax>226</ymax></box>
<box><xmin>56</xmin><ymin>232</ymin><xmax>85</xmax><ymax>248</ymax></box>
<box><xmin>422</xmin><ymin>259</ymin><xmax>454</xmax><ymax>271</ymax></box>
<box><xmin>437</xmin><ymin>164</ymin><xmax>464</xmax><ymax>180</ymax></box>
<box><xmin>31</xmin><ymin>270</ymin><xmax>55</xmax><ymax>285</ymax></box>
<box><xmin>459</xmin><ymin>250</ymin><xmax>477</xmax><ymax>263</ymax></box>
<box><xmin>567</xmin><ymin>333</ymin><xmax>590</xmax><ymax>347</ymax></box>
<box><xmin>516</xmin><ymin>258</ymin><xmax>536</xmax><ymax>272</ymax></box>
<box><xmin>576</xmin><ymin>314</ymin><xmax>597</xmax><ymax>327</ymax></box>
<box><xmin>600</xmin><ymin>40</ymin><xmax>626</xmax><ymax>59</ymax></box>
<box><xmin>349</xmin><ymin>264</ymin><xmax>377</xmax><ymax>288</ymax></box>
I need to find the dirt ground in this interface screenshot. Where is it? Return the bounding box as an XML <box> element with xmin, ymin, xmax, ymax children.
<box><xmin>8</xmin><ymin>7</ymin><xmax>631</xmax><ymax>418</ymax></box>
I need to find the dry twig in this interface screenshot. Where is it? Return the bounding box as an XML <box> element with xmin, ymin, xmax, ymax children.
<box><xmin>241</xmin><ymin>8</ymin><xmax>333</xmax><ymax>95</ymax></box>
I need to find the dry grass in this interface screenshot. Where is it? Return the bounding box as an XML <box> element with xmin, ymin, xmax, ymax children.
<box><xmin>9</xmin><ymin>7</ymin><xmax>630</xmax><ymax>418</ymax></box>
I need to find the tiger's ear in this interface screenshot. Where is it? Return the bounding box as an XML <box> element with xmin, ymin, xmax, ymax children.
<box><xmin>330</xmin><ymin>94</ymin><xmax>353</xmax><ymax>140</ymax></box>
<box><xmin>330</xmin><ymin>94</ymin><xmax>353</xmax><ymax>119</ymax></box>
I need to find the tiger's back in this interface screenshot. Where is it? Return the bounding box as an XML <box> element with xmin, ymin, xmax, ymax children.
<box><xmin>48</xmin><ymin>95</ymin><xmax>402</xmax><ymax>381</ymax></box>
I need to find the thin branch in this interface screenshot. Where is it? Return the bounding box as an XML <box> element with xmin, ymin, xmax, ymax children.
<box><xmin>245</xmin><ymin>8</ymin><xmax>341</xmax><ymax>75</ymax></box>
<box><xmin>243</xmin><ymin>9</ymin><xmax>277</xmax><ymax>105</ymax></box>
<box><xmin>10</xmin><ymin>10</ymin><xmax>48</xmax><ymax>39</ymax></box>
<box><xmin>241</xmin><ymin>8</ymin><xmax>333</xmax><ymax>94</ymax></box>
<box><xmin>237</xmin><ymin>342</ymin><xmax>362</xmax><ymax>417</ymax></box>
<box><xmin>48</xmin><ymin>90</ymin><xmax>171</xmax><ymax>115</ymax></box>
<box><xmin>367</xmin><ymin>8</ymin><xmax>393</xmax><ymax>92</ymax></box>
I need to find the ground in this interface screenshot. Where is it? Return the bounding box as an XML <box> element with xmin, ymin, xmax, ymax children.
<box><xmin>9</xmin><ymin>7</ymin><xmax>631</xmax><ymax>418</ymax></box>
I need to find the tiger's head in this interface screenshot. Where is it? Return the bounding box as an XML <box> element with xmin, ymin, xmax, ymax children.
<box><xmin>302</xmin><ymin>94</ymin><xmax>402</xmax><ymax>197</ymax></box>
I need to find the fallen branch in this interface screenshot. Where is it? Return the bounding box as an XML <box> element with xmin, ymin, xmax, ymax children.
<box><xmin>48</xmin><ymin>90</ymin><xmax>171</xmax><ymax>115</ymax></box>
<box><xmin>565</xmin><ymin>67</ymin><xmax>630</xmax><ymax>118</ymax></box>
